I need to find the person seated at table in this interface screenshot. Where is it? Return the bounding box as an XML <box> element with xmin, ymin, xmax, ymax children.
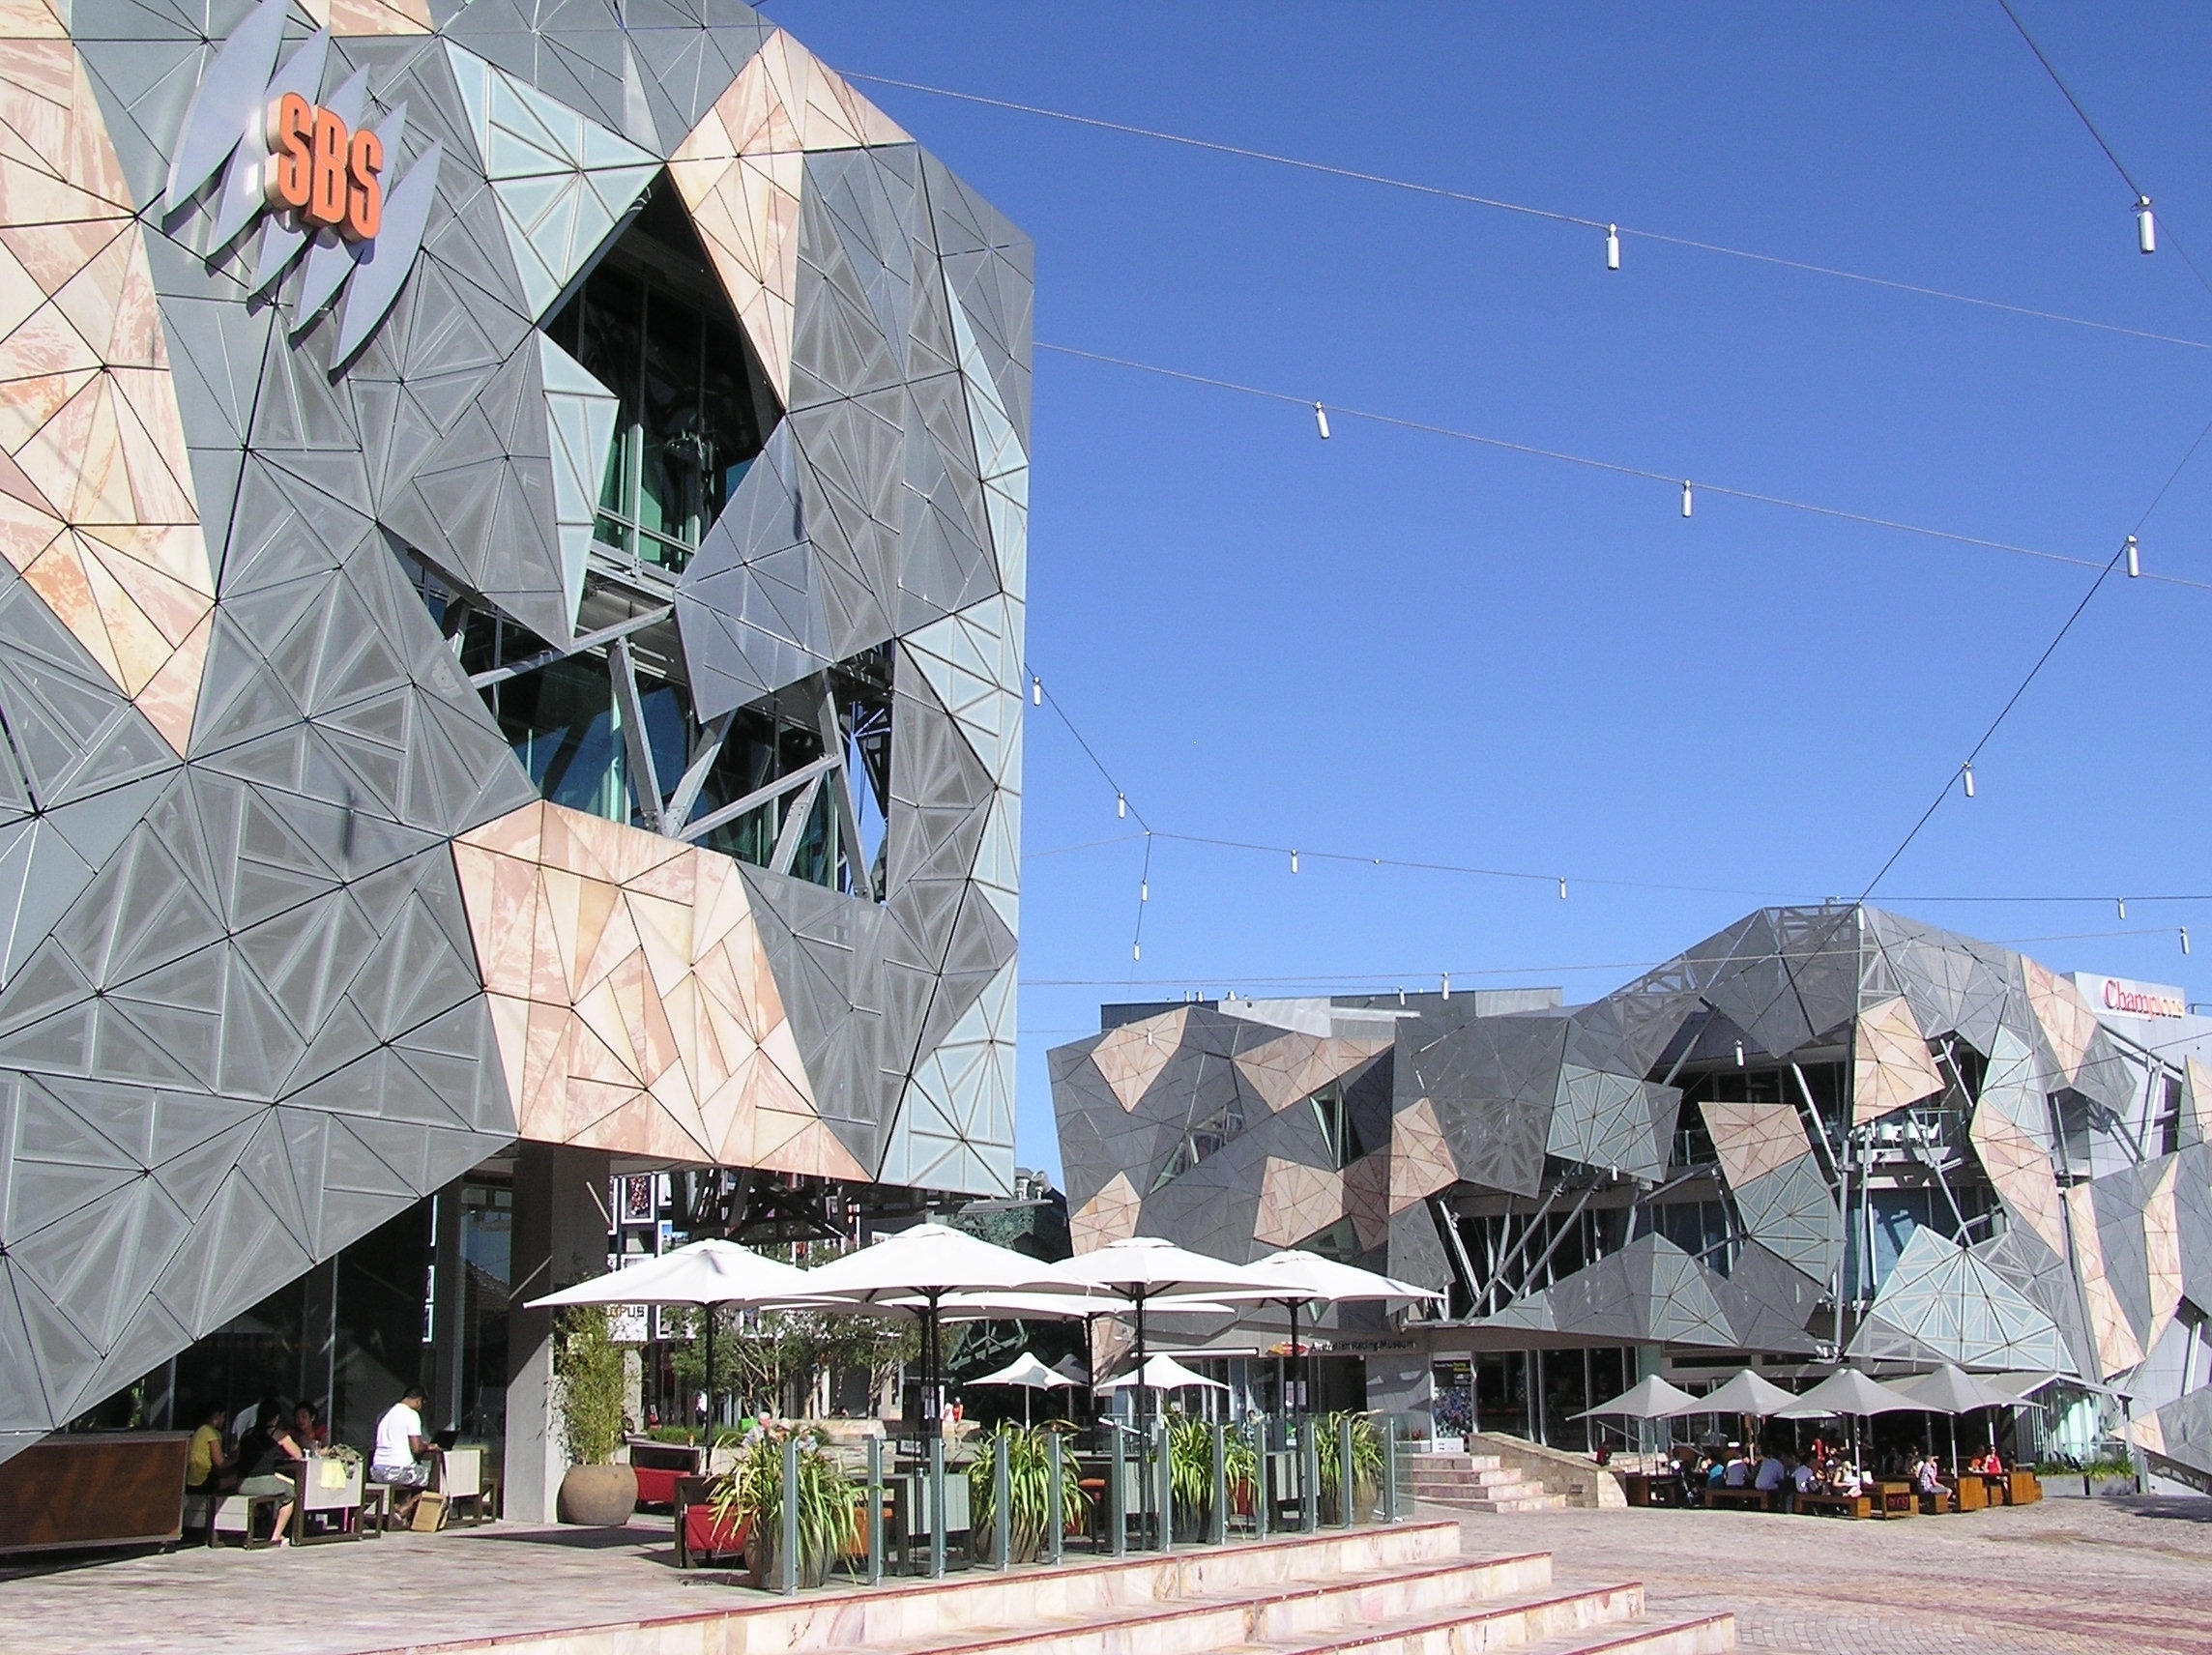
<box><xmin>1721</xmin><ymin>1447</ymin><xmax>1752</xmax><ymax>1489</ymax></box>
<box><xmin>1828</xmin><ymin>1459</ymin><xmax>1863</xmax><ymax>1495</ymax></box>
<box><xmin>1754</xmin><ymin>1447</ymin><xmax>1786</xmax><ymax>1503</ymax></box>
<box><xmin>186</xmin><ymin>1402</ymin><xmax>233</xmax><ymax>1495</ymax></box>
<box><xmin>292</xmin><ymin>1402</ymin><xmax>329</xmax><ymax>1454</ymax></box>
<box><xmin>1788</xmin><ymin>1455</ymin><xmax>1815</xmax><ymax>1508</ymax></box>
<box><xmin>372</xmin><ymin>1383</ymin><xmax>436</xmax><ymax>1524</ymax></box>
<box><xmin>1970</xmin><ymin>1446</ymin><xmax>2004</xmax><ymax>1475</ymax></box>
<box><xmin>1911</xmin><ymin>1449</ymin><xmax>1952</xmax><ymax>1502</ymax></box>
<box><xmin>233</xmin><ymin>1401</ymin><xmax>306</xmax><ymax>1545</ymax></box>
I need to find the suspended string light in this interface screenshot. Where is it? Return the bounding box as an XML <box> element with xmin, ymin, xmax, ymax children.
<box><xmin>1038</xmin><ymin>343</ymin><xmax>2212</xmax><ymax>593</ymax></box>
<box><xmin>2183</xmin><ymin>927</ymin><xmax>2193</xmax><ymax>957</ymax></box>
<box><xmin>1605</xmin><ymin>223</ymin><xmax>1620</xmax><ymax>271</ymax></box>
<box><xmin>1962</xmin><ymin>762</ymin><xmax>1975</xmax><ymax>798</ymax></box>
<box><xmin>2139</xmin><ymin>198</ymin><xmax>2158</xmax><ymax>255</ymax></box>
<box><xmin>2126</xmin><ymin>535</ymin><xmax>2140</xmax><ymax>578</ymax></box>
<box><xmin>849</xmin><ymin>70</ymin><xmax>2212</xmax><ymax>352</ymax></box>
<box><xmin>1558</xmin><ymin>878</ymin><xmax>1569</xmax><ymax>900</ymax></box>
<box><xmin>1313</xmin><ymin>403</ymin><xmax>1331</xmax><ymax>440</ymax></box>
<box><xmin>1032</xmin><ymin>675</ymin><xmax>1043</xmax><ymax>706</ymax></box>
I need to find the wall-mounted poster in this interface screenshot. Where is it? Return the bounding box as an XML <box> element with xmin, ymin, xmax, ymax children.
<box><xmin>608</xmin><ymin>1305</ymin><xmax>650</xmax><ymax>1344</ymax></box>
<box><xmin>622</xmin><ymin>1175</ymin><xmax>655</xmax><ymax>1224</ymax></box>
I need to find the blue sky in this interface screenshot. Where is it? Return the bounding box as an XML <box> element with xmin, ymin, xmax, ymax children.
<box><xmin>762</xmin><ymin>3</ymin><xmax>2212</xmax><ymax>1185</ymax></box>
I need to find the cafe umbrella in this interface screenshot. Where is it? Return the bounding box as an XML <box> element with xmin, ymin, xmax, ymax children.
<box><xmin>525</xmin><ymin>1238</ymin><xmax>816</xmax><ymax>1429</ymax></box>
<box><xmin>1239</xmin><ymin>1249</ymin><xmax>1444</xmax><ymax>1416</ymax></box>
<box><xmin>1893</xmin><ymin>1364</ymin><xmax>2034</xmax><ymax>1473</ymax></box>
<box><xmin>1775</xmin><ymin>1368</ymin><xmax>1923</xmax><ymax>1475</ymax></box>
<box><xmin>1573</xmin><ymin>1374</ymin><xmax>1701</xmax><ymax>1464</ymax></box>
<box><xmin>968</xmin><ymin>1350</ymin><xmax>1083</xmax><ymax>1427</ymax></box>
<box><xmin>775</xmin><ymin>1223</ymin><xmax>1083</xmax><ymax>1433</ymax></box>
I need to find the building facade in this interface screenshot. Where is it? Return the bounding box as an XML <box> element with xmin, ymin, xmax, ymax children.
<box><xmin>0</xmin><ymin>0</ymin><xmax>1029</xmax><ymax>1499</ymax></box>
<box><xmin>1052</xmin><ymin>908</ymin><xmax>2212</xmax><ymax>1479</ymax></box>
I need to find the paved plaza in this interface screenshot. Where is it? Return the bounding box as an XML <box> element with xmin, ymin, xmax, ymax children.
<box><xmin>0</xmin><ymin>1494</ymin><xmax>2204</xmax><ymax>1655</ymax></box>
<box><xmin>1508</xmin><ymin>1495</ymin><xmax>2212</xmax><ymax>1655</ymax></box>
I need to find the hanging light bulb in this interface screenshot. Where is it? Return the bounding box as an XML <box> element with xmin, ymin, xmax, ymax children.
<box><xmin>2182</xmin><ymin>927</ymin><xmax>2192</xmax><ymax>957</ymax></box>
<box><xmin>1132</xmin><ymin>941</ymin><xmax>1142</xmax><ymax>962</ymax></box>
<box><xmin>1557</xmin><ymin>877</ymin><xmax>1568</xmax><ymax>900</ymax></box>
<box><xmin>1032</xmin><ymin>676</ymin><xmax>1042</xmax><ymax>706</ymax></box>
<box><xmin>1313</xmin><ymin>402</ymin><xmax>1331</xmax><ymax>440</ymax></box>
<box><xmin>2126</xmin><ymin>536</ymin><xmax>2140</xmax><ymax>578</ymax></box>
<box><xmin>1733</xmin><ymin>1039</ymin><xmax>1746</xmax><ymax>1068</ymax></box>
<box><xmin>1140</xmin><ymin>880</ymin><xmax>1149</xmax><ymax>902</ymax></box>
<box><xmin>1962</xmin><ymin>762</ymin><xmax>1975</xmax><ymax>798</ymax></box>
<box><xmin>2138</xmin><ymin>196</ymin><xmax>2157</xmax><ymax>254</ymax></box>
<box><xmin>1605</xmin><ymin>223</ymin><xmax>1620</xmax><ymax>271</ymax></box>
<box><xmin>1680</xmin><ymin>481</ymin><xmax>1693</xmax><ymax>519</ymax></box>
<box><xmin>2117</xmin><ymin>897</ymin><xmax>2127</xmax><ymax>919</ymax></box>
<box><xmin>1116</xmin><ymin>793</ymin><xmax>1126</xmax><ymax>819</ymax></box>
<box><xmin>1441</xmin><ymin>973</ymin><xmax>1451</xmax><ymax>1000</ymax></box>
<box><xmin>1290</xmin><ymin>850</ymin><xmax>1299</xmax><ymax>874</ymax></box>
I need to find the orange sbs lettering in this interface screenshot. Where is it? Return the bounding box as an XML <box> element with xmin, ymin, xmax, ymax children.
<box><xmin>343</xmin><ymin>127</ymin><xmax>384</xmax><ymax>241</ymax></box>
<box><xmin>262</xmin><ymin>91</ymin><xmax>313</xmax><ymax>211</ymax></box>
<box><xmin>306</xmin><ymin>106</ymin><xmax>348</xmax><ymax>227</ymax></box>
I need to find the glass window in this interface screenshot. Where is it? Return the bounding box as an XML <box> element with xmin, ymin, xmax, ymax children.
<box><xmin>543</xmin><ymin>181</ymin><xmax>779</xmax><ymax>578</ymax></box>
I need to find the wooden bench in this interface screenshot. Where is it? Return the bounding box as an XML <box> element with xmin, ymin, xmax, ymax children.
<box><xmin>1915</xmin><ymin>1486</ymin><xmax>1956</xmax><ymax>1515</ymax></box>
<box><xmin>2008</xmin><ymin>1470</ymin><xmax>2042</xmax><ymax>1505</ymax></box>
<box><xmin>1871</xmin><ymin>1480</ymin><xmax>1916</xmax><ymax>1518</ymax></box>
<box><xmin>1704</xmin><ymin>1486</ymin><xmax>1777</xmax><ymax>1512</ymax></box>
<box><xmin>1797</xmin><ymin>1492</ymin><xmax>1872</xmax><ymax>1518</ymax></box>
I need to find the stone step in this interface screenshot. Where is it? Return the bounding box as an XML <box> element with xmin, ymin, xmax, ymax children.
<box><xmin>1188</xmin><ymin>1582</ymin><xmax>1729</xmax><ymax>1655</ymax></box>
<box><xmin>1409</xmin><ymin>1467</ymin><xmax>1535</xmax><ymax>1492</ymax></box>
<box><xmin>1404</xmin><ymin>1453</ymin><xmax>1502</xmax><ymax>1471</ymax></box>
<box><xmin>856</xmin><ymin>1554</ymin><xmax>1564</xmax><ymax>1655</ymax></box>
<box><xmin>1417</xmin><ymin>1489</ymin><xmax>1572</xmax><ymax>1514</ymax></box>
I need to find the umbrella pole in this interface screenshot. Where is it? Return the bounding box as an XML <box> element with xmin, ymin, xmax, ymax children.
<box><xmin>704</xmin><ymin>1303</ymin><xmax>715</xmax><ymax>1435</ymax></box>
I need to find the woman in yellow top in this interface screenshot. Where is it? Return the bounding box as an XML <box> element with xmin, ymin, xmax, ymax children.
<box><xmin>186</xmin><ymin>1403</ymin><xmax>229</xmax><ymax>1492</ymax></box>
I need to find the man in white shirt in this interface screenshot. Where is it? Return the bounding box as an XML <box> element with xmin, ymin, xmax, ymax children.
<box><xmin>372</xmin><ymin>1385</ymin><xmax>434</xmax><ymax>1523</ymax></box>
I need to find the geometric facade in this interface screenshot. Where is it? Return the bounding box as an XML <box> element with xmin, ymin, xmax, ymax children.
<box><xmin>0</xmin><ymin>0</ymin><xmax>1026</xmax><ymax>1464</ymax></box>
<box><xmin>1053</xmin><ymin>906</ymin><xmax>2212</xmax><ymax>1477</ymax></box>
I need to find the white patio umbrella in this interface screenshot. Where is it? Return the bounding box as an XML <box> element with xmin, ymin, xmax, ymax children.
<box><xmin>525</xmin><ymin>1239</ymin><xmax>815</xmax><ymax>1429</ymax></box>
<box><xmin>1097</xmin><ymin>1353</ymin><xmax>1231</xmax><ymax>1394</ymax></box>
<box><xmin>1776</xmin><ymin>1368</ymin><xmax>1923</xmax><ymax>1475</ymax></box>
<box><xmin>1893</xmin><ymin>1365</ymin><xmax>2036</xmax><ymax>1471</ymax></box>
<box><xmin>1576</xmin><ymin>1375</ymin><xmax>1701</xmax><ymax>1419</ymax></box>
<box><xmin>967</xmin><ymin>1350</ymin><xmax>1081</xmax><ymax>1425</ymax></box>
<box><xmin>1049</xmin><ymin>1238</ymin><xmax>1275</xmax><ymax>1429</ymax></box>
<box><xmin>1241</xmin><ymin>1249</ymin><xmax>1444</xmax><ymax>1417</ymax></box>
<box><xmin>777</xmin><ymin>1223</ymin><xmax>1081</xmax><ymax>1434</ymax></box>
<box><xmin>1663</xmin><ymin>1368</ymin><xmax>1799</xmax><ymax>1418</ymax></box>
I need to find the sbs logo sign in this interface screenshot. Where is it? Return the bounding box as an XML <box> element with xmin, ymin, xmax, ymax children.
<box><xmin>263</xmin><ymin>93</ymin><xmax>384</xmax><ymax>242</ymax></box>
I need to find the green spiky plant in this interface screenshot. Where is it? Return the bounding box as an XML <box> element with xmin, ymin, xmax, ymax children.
<box><xmin>1166</xmin><ymin>1417</ymin><xmax>1259</xmax><ymax>1535</ymax></box>
<box><xmin>1313</xmin><ymin>1411</ymin><xmax>1385</xmax><ymax>1524</ymax></box>
<box><xmin>968</xmin><ymin>1422</ymin><xmax>1090</xmax><ymax>1563</ymax></box>
<box><xmin>707</xmin><ymin>1420</ymin><xmax>859</xmax><ymax>1587</ymax></box>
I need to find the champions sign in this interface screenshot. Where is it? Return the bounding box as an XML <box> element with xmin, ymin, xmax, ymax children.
<box><xmin>160</xmin><ymin>0</ymin><xmax>441</xmax><ymax>367</ymax></box>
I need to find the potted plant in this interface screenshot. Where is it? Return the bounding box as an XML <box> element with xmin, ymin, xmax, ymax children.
<box><xmin>1166</xmin><ymin>1418</ymin><xmax>1260</xmax><ymax>1540</ymax></box>
<box><xmin>708</xmin><ymin>1419</ymin><xmax>858</xmax><ymax>1589</ymax></box>
<box><xmin>1314</xmin><ymin>1411</ymin><xmax>1384</xmax><ymax>1524</ymax></box>
<box><xmin>969</xmin><ymin>1422</ymin><xmax>1089</xmax><ymax>1564</ymax></box>
<box><xmin>553</xmin><ymin>1306</ymin><xmax>636</xmax><ymax>1524</ymax></box>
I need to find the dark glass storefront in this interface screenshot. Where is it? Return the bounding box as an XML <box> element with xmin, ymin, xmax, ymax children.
<box><xmin>1465</xmin><ymin>1347</ymin><xmax>1635</xmax><ymax>1451</ymax></box>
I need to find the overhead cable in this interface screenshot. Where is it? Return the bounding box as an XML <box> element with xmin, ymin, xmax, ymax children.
<box><xmin>1038</xmin><ymin>341</ymin><xmax>2212</xmax><ymax>592</ymax></box>
<box><xmin>847</xmin><ymin>69</ymin><xmax>2212</xmax><ymax>355</ymax></box>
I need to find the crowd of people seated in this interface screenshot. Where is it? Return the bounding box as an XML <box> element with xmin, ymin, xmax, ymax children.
<box><xmin>182</xmin><ymin>1387</ymin><xmax>443</xmax><ymax>1543</ymax></box>
<box><xmin>1662</xmin><ymin>1434</ymin><xmax>2002</xmax><ymax>1510</ymax></box>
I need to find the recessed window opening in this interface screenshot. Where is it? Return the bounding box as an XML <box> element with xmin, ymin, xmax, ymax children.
<box><xmin>543</xmin><ymin>180</ymin><xmax>781</xmax><ymax>578</ymax></box>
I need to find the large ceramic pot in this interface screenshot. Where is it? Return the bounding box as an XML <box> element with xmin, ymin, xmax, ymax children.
<box><xmin>558</xmin><ymin>1463</ymin><xmax>638</xmax><ymax>1525</ymax></box>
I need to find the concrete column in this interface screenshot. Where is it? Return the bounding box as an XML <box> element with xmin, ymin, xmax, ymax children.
<box><xmin>506</xmin><ymin>1143</ymin><xmax>612</xmax><ymax>1523</ymax></box>
<box><xmin>429</xmin><ymin>1181</ymin><xmax>467</xmax><ymax>1436</ymax></box>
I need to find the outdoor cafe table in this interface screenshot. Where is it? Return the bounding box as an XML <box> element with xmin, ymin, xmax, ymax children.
<box><xmin>1872</xmin><ymin>1480</ymin><xmax>1916</xmax><ymax>1518</ymax></box>
<box><xmin>1619</xmin><ymin>1472</ymin><xmax>1681</xmax><ymax>1507</ymax></box>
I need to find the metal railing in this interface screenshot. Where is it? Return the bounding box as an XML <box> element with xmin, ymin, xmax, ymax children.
<box><xmin>716</xmin><ymin>1409</ymin><xmax>1400</xmax><ymax>1596</ymax></box>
